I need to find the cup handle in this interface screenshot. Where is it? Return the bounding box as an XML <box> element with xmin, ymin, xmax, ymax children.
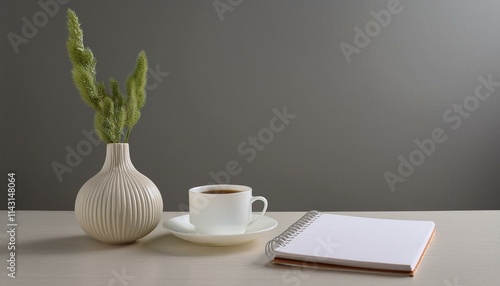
<box><xmin>248</xmin><ymin>196</ymin><xmax>268</xmax><ymax>226</ymax></box>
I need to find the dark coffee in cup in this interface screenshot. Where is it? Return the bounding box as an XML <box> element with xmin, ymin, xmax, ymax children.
<box><xmin>202</xmin><ymin>190</ymin><xmax>241</xmax><ymax>195</ymax></box>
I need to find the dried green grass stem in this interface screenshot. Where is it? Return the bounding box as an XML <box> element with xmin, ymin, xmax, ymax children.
<box><xmin>66</xmin><ymin>9</ymin><xmax>148</xmax><ymax>143</ymax></box>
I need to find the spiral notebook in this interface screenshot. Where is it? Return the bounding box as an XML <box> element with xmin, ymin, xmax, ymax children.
<box><xmin>266</xmin><ymin>211</ymin><xmax>436</xmax><ymax>276</ymax></box>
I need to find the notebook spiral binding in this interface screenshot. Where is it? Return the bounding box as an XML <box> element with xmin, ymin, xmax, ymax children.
<box><xmin>265</xmin><ymin>210</ymin><xmax>322</xmax><ymax>259</ymax></box>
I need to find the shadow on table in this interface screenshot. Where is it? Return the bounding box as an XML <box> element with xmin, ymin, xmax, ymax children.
<box><xmin>19</xmin><ymin>235</ymin><xmax>132</xmax><ymax>255</ymax></box>
<box><xmin>140</xmin><ymin>233</ymin><xmax>261</xmax><ymax>256</ymax></box>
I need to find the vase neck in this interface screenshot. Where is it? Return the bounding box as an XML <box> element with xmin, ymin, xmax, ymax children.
<box><xmin>101</xmin><ymin>143</ymin><xmax>136</xmax><ymax>172</ymax></box>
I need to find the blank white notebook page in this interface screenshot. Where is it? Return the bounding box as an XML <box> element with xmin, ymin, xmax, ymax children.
<box><xmin>274</xmin><ymin>214</ymin><xmax>436</xmax><ymax>271</ymax></box>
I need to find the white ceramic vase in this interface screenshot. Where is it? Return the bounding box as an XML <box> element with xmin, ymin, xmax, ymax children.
<box><xmin>75</xmin><ymin>143</ymin><xmax>163</xmax><ymax>244</ymax></box>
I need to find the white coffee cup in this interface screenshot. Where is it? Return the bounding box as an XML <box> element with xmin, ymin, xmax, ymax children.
<box><xmin>189</xmin><ymin>184</ymin><xmax>268</xmax><ymax>235</ymax></box>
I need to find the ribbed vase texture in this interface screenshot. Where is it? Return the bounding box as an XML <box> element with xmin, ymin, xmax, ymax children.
<box><xmin>75</xmin><ymin>143</ymin><xmax>163</xmax><ymax>244</ymax></box>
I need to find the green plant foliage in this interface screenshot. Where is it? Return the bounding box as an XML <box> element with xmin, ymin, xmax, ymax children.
<box><xmin>66</xmin><ymin>9</ymin><xmax>149</xmax><ymax>143</ymax></box>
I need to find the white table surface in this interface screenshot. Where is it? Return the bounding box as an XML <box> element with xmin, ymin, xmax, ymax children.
<box><xmin>0</xmin><ymin>211</ymin><xmax>499</xmax><ymax>286</ymax></box>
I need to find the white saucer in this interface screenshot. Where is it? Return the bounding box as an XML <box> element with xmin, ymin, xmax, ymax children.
<box><xmin>162</xmin><ymin>214</ymin><xmax>278</xmax><ymax>246</ymax></box>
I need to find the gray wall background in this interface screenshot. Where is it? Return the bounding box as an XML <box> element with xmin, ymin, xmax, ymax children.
<box><xmin>1</xmin><ymin>0</ymin><xmax>500</xmax><ymax>211</ymax></box>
